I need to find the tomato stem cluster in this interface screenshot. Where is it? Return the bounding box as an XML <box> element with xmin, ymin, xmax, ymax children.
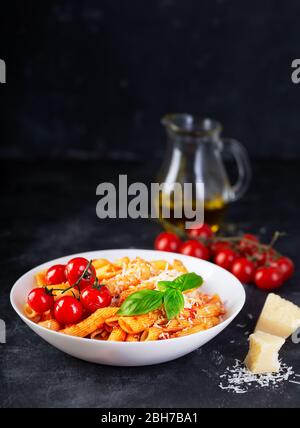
<box><xmin>59</xmin><ymin>260</ymin><xmax>95</xmax><ymax>299</ymax></box>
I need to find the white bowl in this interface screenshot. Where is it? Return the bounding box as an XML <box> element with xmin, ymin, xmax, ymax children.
<box><xmin>10</xmin><ymin>249</ymin><xmax>245</xmax><ymax>366</ymax></box>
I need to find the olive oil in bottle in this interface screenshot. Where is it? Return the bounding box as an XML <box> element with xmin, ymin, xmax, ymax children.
<box><xmin>157</xmin><ymin>193</ymin><xmax>227</xmax><ymax>233</ymax></box>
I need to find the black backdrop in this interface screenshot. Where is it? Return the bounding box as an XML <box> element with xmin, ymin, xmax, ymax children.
<box><xmin>1</xmin><ymin>0</ymin><xmax>300</xmax><ymax>160</ymax></box>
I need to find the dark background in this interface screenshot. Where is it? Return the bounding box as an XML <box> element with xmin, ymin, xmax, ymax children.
<box><xmin>1</xmin><ymin>0</ymin><xmax>300</xmax><ymax>161</ymax></box>
<box><xmin>1</xmin><ymin>0</ymin><xmax>300</xmax><ymax>409</ymax></box>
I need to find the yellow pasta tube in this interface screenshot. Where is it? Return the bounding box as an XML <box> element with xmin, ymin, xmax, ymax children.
<box><xmin>197</xmin><ymin>303</ymin><xmax>224</xmax><ymax>318</ymax></box>
<box><xmin>108</xmin><ymin>326</ymin><xmax>127</xmax><ymax>341</ymax></box>
<box><xmin>118</xmin><ymin>312</ymin><xmax>158</xmax><ymax>334</ymax></box>
<box><xmin>172</xmin><ymin>259</ymin><xmax>188</xmax><ymax>273</ymax></box>
<box><xmin>92</xmin><ymin>258</ymin><xmax>111</xmax><ymax>269</ymax></box>
<box><xmin>96</xmin><ymin>264</ymin><xmax>121</xmax><ymax>280</ymax></box>
<box><xmin>114</xmin><ymin>257</ymin><xmax>130</xmax><ymax>266</ymax></box>
<box><xmin>196</xmin><ymin>316</ymin><xmax>220</xmax><ymax>329</ymax></box>
<box><xmin>175</xmin><ymin>324</ymin><xmax>206</xmax><ymax>337</ymax></box>
<box><xmin>38</xmin><ymin>319</ymin><xmax>61</xmax><ymax>331</ymax></box>
<box><xmin>24</xmin><ymin>303</ymin><xmax>40</xmax><ymax>323</ymax></box>
<box><xmin>91</xmin><ymin>329</ymin><xmax>110</xmax><ymax>340</ymax></box>
<box><xmin>126</xmin><ymin>333</ymin><xmax>140</xmax><ymax>342</ymax></box>
<box><xmin>35</xmin><ymin>271</ymin><xmax>46</xmax><ymax>286</ymax></box>
<box><xmin>90</xmin><ymin>328</ymin><xmax>105</xmax><ymax>340</ymax></box>
<box><xmin>59</xmin><ymin>307</ymin><xmax>119</xmax><ymax>337</ymax></box>
<box><xmin>162</xmin><ymin>319</ymin><xmax>191</xmax><ymax>333</ymax></box>
<box><xmin>150</xmin><ymin>260</ymin><xmax>169</xmax><ymax>272</ymax></box>
<box><xmin>140</xmin><ymin>327</ymin><xmax>162</xmax><ymax>341</ymax></box>
<box><xmin>105</xmin><ymin>316</ymin><xmax>119</xmax><ymax>327</ymax></box>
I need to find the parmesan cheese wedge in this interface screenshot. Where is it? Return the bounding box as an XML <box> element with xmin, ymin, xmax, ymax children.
<box><xmin>255</xmin><ymin>293</ymin><xmax>300</xmax><ymax>339</ymax></box>
<box><xmin>244</xmin><ymin>331</ymin><xmax>285</xmax><ymax>374</ymax></box>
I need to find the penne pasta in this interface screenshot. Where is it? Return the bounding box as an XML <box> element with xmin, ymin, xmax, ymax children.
<box><xmin>92</xmin><ymin>258</ymin><xmax>111</xmax><ymax>269</ymax></box>
<box><xmin>105</xmin><ymin>316</ymin><xmax>120</xmax><ymax>327</ymax></box>
<box><xmin>118</xmin><ymin>312</ymin><xmax>158</xmax><ymax>334</ymax></box>
<box><xmin>38</xmin><ymin>319</ymin><xmax>61</xmax><ymax>331</ymax></box>
<box><xmin>35</xmin><ymin>271</ymin><xmax>47</xmax><ymax>287</ymax></box>
<box><xmin>126</xmin><ymin>333</ymin><xmax>141</xmax><ymax>342</ymax></box>
<box><xmin>196</xmin><ymin>303</ymin><xmax>225</xmax><ymax>318</ymax></box>
<box><xmin>172</xmin><ymin>259</ymin><xmax>188</xmax><ymax>273</ymax></box>
<box><xmin>108</xmin><ymin>326</ymin><xmax>127</xmax><ymax>341</ymax></box>
<box><xmin>24</xmin><ymin>303</ymin><xmax>41</xmax><ymax>323</ymax></box>
<box><xmin>59</xmin><ymin>307</ymin><xmax>119</xmax><ymax>337</ymax></box>
<box><xmin>140</xmin><ymin>327</ymin><xmax>162</xmax><ymax>341</ymax></box>
<box><xmin>175</xmin><ymin>324</ymin><xmax>207</xmax><ymax>337</ymax></box>
<box><xmin>162</xmin><ymin>319</ymin><xmax>190</xmax><ymax>333</ymax></box>
<box><xmin>96</xmin><ymin>264</ymin><xmax>121</xmax><ymax>280</ymax></box>
<box><xmin>90</xmin><ymin>328</ymin><xmax>105</xmax><ymax>340</ymax></box>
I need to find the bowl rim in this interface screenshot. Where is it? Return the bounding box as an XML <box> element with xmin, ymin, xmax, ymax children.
<box><xmin>10</xmin><ymin>248</ymin><xmax>246</xmax><ymax>346</ymax></box>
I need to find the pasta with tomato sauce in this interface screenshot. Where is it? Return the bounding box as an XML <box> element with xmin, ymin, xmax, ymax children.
<box><xmin>23</xmin><ymin>256</ymin><xmax>226</xmax><ymax>341</ymax></box>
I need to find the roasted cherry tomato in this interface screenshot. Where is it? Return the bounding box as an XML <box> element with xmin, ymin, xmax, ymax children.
<box><xmin>231</xmin><ymin>257</ymin><xmax>255</xmax><ymax>284</ymax></box>
<box><xmin>65</xmin><ymin>257</ymin><xmax>96</xmax><ymax>291</ymax></box>
<box><xmin>186</xmin><ymin>223</ymin><xmax>213</xmax><ymax>240</ymax></box>
<box><xmin>239</xmin><ymin>234</ymin><xmax>259</xmax><ymax>255</ymax></box>
<box><xmin>154</xmin><ymin>232</ymin><xmax>182</xmax><ymax>253</ymax></box>
<box><xmin>270</xmin><ymin>256</ymin><xmax>295</xmax><ymax>281</ymax></box>
<box><xmin>54</xmin><ymin>296</ymin><xmax>83</xmax><ymax>324</ymax></box>
<box><xmin>214</xmin><ymin>248</ymin><xmax>237</xmax><ymax>270</ymax></box>
<box><xmin>45</xmin><ymin>264</ymin><xmax>67</xmax><ymax>285</ymax></box>
<box><xmin>27</xmin><ymin>287</ymin><xmax>54</xmax><ymax>313</ymax></box>
<box><xmin>81</xmin><ymin>285</ymin><xmax>112</xmax><ymax>313</ymax></box>
<box><xmin>254</xmin><ymin>266</ymin><xmax>283</xmax><ymax>291</ymax></box>
<box><xmin>180</xmin><ymin>240</ymin><xmax>210</xmax><ymax>260</ymax></box>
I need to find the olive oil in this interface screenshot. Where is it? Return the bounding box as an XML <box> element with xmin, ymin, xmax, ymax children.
<box><xmin>157</xmin><ymin>194</ymin><xmax>227</xmax><ymax>233</ymax></box>
<box><xmin>203</xmin><ymin>198</ymin><xmax>227</xmax><ymax>232</ymax></box>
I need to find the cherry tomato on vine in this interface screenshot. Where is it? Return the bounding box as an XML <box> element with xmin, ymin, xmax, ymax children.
<box><xmin>54</xmin><ymin>296</ymin><xmax>83</xmax><ymax>324</ymax></box>
<box><xmin>65</xmin><ymin>257</ymin><xmax>96</xmax><ymax>291</ymax></box>
<box><xmin>254</xmin><ymin>266</ymin><xmax>283</xmax><ymax>291</ymax></box>
<box><xmin>27</xmin><ymin>287</ymin><xmax>54</xmax><ymax>313</ymax></box>
<box><xmin>210</xmin><ymin>241</ymin><xmax>232</xmax><ymax>257</ymax></box>
<box><xmin>45</xmin><ymin>264</ymin><xmax>67</xmax><ymax>285</ymax></box>
<box><xmin>239</xmin><ymin>234</ymin><xmax>259</xmax><ymax>255</ymax></box>
<box><xmin>252</xmin><ymin>248</ymin><xmax>276</xmax><ymax>267</ymax></box>
<box><xmin>270</xmin><ymin>256</ymin><xmax>295</xmax><ymax>281</ymax></box>
<box><xmin>231</xmin><ymin>258</ymin><xmax>255</xmax><ymax>283</ymax></box>
<box><xmin>81</xmin><ymin>285</ymin><xmax>112</xmax><ymax>313</ymax></box>
<box><xmin>154</xmin><ymin>232</ymin><xmax>182</xmax><ymax>253</ymax></box>
<box><xmin>180</xmin><ymin>240</ymin><xmax>210</xmax><ymax>260</ymax></box>
<box><xmin>214</xmin><ymin>248</ymin><xmax>237</xmax><ymax>270</ymax></box>
<box><xmin>186</xmin><ymin>223</ymin><xmax>213</xmax><ymax>240</ymax></box>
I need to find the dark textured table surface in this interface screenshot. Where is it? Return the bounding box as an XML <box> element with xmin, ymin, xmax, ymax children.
<box><xmin>1</xmin><ymin>158</ymin><xmax>300</xmax><ymax>408</ymax></box>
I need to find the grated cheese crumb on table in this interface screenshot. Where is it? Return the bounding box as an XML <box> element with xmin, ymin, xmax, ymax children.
<box><xmin>219</xmin><ymin>359</ymin><xmax>295</xmax><ymax>394</ymax></box>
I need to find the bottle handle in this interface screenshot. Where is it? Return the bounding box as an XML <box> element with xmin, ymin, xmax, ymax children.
<box><xmin>221</xmin><ymin>138</ymin><xmax>251</xmax><ymax>202</ymax></box>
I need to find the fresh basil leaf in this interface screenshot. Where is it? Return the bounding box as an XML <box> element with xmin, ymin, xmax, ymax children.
<box><xmin>164</xmin><ymin>288</ymin><xmax>184</xmax><ymax>320</ymax></box>
<box><xmin>174</xmin><ymin>272</ymin><xmax>203</xmax><ymax>292</ymax></box>
<box><xmin>117</xmin><ymin>290</ymin><xmax>163</xmax><ymax>316</ymax></box>
<box><xmin>157</xmin><ymin>281</ymin><xmax>177</xmax><ymax>291</ymax></box>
